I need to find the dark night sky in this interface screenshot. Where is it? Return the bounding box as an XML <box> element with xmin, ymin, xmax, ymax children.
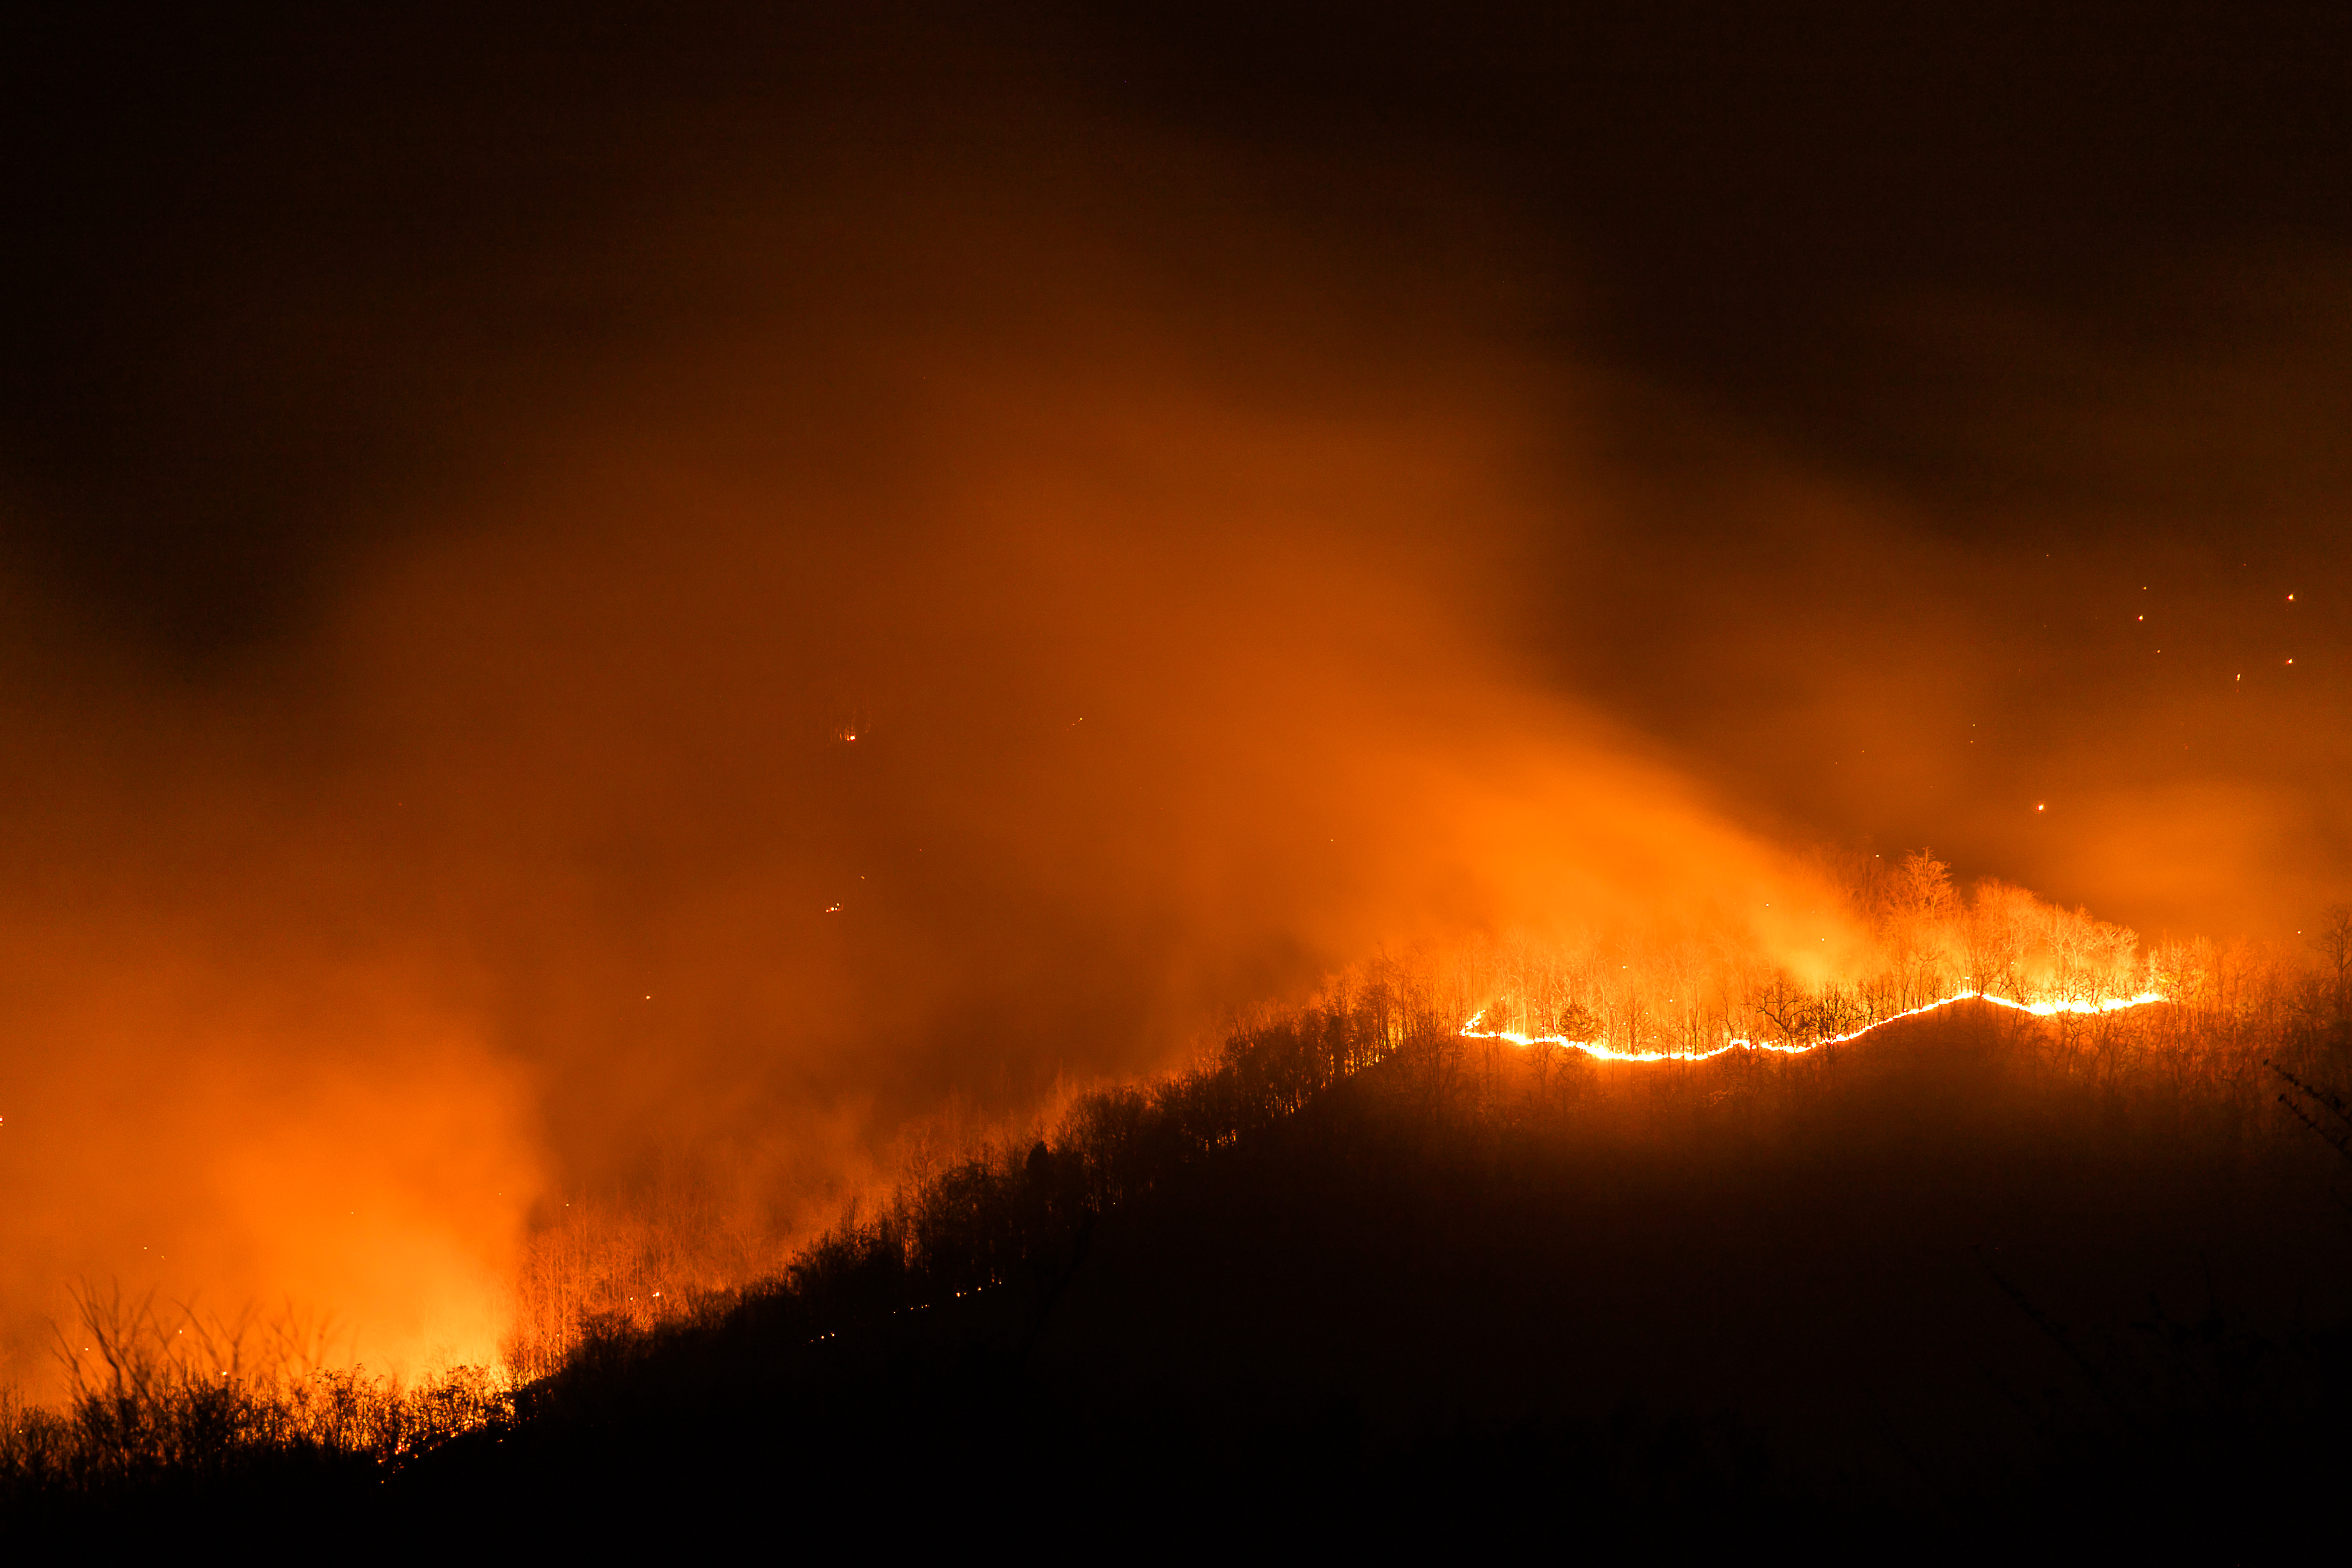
<box><xmin>9</xmin><ymin>4</ymin><xmax>2348</xmax><ymax>640</ymax></box>
<box><xmin>10</xmin><ymin>9</ymin><xmax>2348</xmax><ymax>769</ymax></box>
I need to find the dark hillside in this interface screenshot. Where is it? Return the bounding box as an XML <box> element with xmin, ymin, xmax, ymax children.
<box><xmin>384</xmin><ymin>998</ymin><xmax>2352</xmax><ymax>1551</ymax></box>
<box><xmin>12</xmin><ymin>992</ymin><xmax>2350</xmax><ymax>1552</ymax></box>
<box><xmin>1039</xmin><ymin>1003</ymin><xmax>2349</xmax><ymax>1481</ymax></box>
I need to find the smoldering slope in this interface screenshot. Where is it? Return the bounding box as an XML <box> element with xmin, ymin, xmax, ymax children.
<box><xmin>0</xmin><ymin>141</ymin><xmax>1872</xmax><ymax>1390</ymax></box>
<box><xmin>0</xmin><ymin>92</ymin><xmax>2343</xmax><ymax>1390</ymax></box>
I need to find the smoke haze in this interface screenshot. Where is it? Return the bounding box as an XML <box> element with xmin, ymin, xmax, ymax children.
<box><xmin>3</xmin><ymin>10</ymin><xmax>2348</xmax><ymax>1384</ymax></box>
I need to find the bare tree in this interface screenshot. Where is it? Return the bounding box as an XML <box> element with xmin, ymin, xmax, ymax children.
<box><xmin>1901</xmin><ymin>848</ymin><xmax>1956</xmax><ymax>918</ymax></box>
<box><xmin>1753</xmin><ymin>973</ymin><xmax>1813</xmax><ymax>1046</ymax></box>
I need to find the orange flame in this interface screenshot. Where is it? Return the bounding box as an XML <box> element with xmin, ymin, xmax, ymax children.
<box><xmin>1461</xmin><ymin>989</ymin><xmax>2169</xmax><ymax>1063</ymax></box>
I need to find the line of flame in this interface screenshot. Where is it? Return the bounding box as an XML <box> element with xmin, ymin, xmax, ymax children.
<box><xmin>1460</xmin><ymin>989</ymin><xmax>2168</xmax><ymax>1064</ymax></box>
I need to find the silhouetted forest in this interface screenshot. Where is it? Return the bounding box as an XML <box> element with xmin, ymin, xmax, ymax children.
<box><xmin>8</xmin><ymin>926</ymin><xmax>2352</xmax><ymax>1552</ymax></box>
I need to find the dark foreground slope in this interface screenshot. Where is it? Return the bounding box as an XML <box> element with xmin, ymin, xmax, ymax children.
<box><xmin>412</xmin><ymin>1000</ymin><xmax>2352</xmax><ymax>1554</ymax></box>
<box><xmin>16</xmin><ymin>998</ymin><xmax>2352</xmax><ymax>1554</ymax></box>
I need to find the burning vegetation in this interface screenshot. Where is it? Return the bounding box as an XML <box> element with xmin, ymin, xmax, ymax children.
<box><xmin>1459</xmin><ymin>851</ymin><xmax>2179</xmax><ymax>1060</ymax></box>
<box><xmin>8</xmin><ymin>868</ymin><xmax>2352</xmax><ymax>1546</ymax></box>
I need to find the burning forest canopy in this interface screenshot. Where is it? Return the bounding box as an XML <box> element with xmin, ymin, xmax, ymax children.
<box><xmin>0</xmin><ymin>5</ymin><xmax>2348</xmax><ymax>1520</ymax></box>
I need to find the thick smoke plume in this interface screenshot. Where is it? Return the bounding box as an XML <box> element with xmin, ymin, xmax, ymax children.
<box><xmin>0</xmin><ymin>150</ymin><xmax>1845</xmax><ymax>1384</ymax></box>
<box><xmin>1</xmin><ymin>90</ymin><xmax>2343</xmax><ymax>1387</ymax></box>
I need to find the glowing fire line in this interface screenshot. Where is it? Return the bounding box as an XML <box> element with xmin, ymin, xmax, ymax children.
<box><xmin>1462</xmin><ymin>990</ymin><xmax>2167</xmax><ymax>1064</ymax></box>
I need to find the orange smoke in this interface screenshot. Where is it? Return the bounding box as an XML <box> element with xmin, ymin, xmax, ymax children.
<box><xmin>0</xmin><ymin>78</ymin><xmax>2342</xmax><ymax>1391</ymax></box>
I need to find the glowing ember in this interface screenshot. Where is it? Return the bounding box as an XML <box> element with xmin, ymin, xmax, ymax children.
<box><xmin>1461</xmin><ymin>989</ymin><xmax>2169</xmax><ymax>1063</ymax></box>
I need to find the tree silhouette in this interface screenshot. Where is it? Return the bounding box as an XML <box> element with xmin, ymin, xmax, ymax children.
<box><xmin>1555</xmin><ymin>1001</ymin><xmax>1600</xmax><ymax>1041</ymax></box>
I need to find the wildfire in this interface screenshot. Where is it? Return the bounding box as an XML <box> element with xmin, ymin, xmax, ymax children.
<box><xmin>1461</xmin><ymin>988</ymin><xmax>2168</xmax><ymax>1063</ymax></box>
